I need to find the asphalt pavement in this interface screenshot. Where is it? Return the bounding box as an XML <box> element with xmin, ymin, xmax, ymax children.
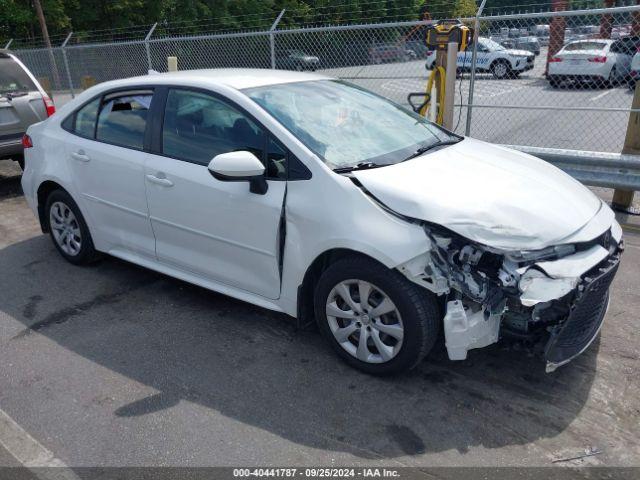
<box><xmin>0</xmin><ymin>160</ymin><xmax>638</xmax><ymax>469</ymax></box>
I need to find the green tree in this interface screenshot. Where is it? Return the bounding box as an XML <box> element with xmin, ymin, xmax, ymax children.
<box><xmin>452</xmin><ymin>0</ymin><xmax>477</xmax><ymax>18</ymax></box>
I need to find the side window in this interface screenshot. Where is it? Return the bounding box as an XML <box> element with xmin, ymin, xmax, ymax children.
<box><xmin>162</xmin><ymin>89</ymin><xmax>265</xmax><ymax>166</ymax></box>
<box><xmin>610</xmin><ymin>41</ymin><xmax>621</xmax><ymax>54</ymax></box>
<box><xmin>267</xmin><ymin>138</ymin><xmax>287</xmax><ymax>179</ymax></box>
<box><xmin>74</xmin><ymin>98</ymin><xmax>100</xmax><ymax>138</ymax></box>
<box><xmin>96</xmin><ymin>92</ymin><xmax>153</xmax><ymax>149</ymax></box>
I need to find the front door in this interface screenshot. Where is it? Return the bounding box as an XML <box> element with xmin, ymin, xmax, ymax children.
<box><xmin>144</xmin><ymin>88</ymin><xmax>287</xmax><ymax>299</ymax></box>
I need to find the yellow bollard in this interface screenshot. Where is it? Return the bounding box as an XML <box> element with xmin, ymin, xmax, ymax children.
<box><xmin>167</xmin><ymin>56</ymin><xmax>178</xmax><ymax>72</ymax></box>
<box><xmin>612</xmin><ymin>81</ymin><xmax>640</xmax><ymax>214</ymax></box>
<box><xmin>80</xmin><ymin>75</ymin><xmax>96</xmax><ymax>90</ymax></box>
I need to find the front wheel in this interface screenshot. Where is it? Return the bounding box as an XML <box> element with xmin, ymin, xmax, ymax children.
<box><xmin>314</xmin><ymin>257</ymin><xmax>440</xmax><ymax>375</ymax></box>
<box><xmin>490</xmin><ymin>60</ymin><xmax>510</xmax><ymax>79</ymax></box>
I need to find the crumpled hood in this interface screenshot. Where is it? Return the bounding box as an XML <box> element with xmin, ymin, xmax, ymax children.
<box><xmin>353</xmin><ymin>138</ymin><xmax>602</xmax><ymax>250</ymax></box>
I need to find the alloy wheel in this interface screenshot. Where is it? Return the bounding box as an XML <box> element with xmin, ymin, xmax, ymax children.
<box><xmin>49</xmin><ymin>201</ymin><xmax>82</xmax><ymax>256</ymax></box>
<box><xmin>493</xmin><ymin>62</ymin><xmax>508</xmax><ymax>78</ymax></box>
<box><xmin>325</xmin><ymin>279</ymin><xmax>404</xmax><ymax>364</ymax></box>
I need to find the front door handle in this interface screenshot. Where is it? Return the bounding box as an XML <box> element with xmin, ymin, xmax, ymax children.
<box><xmin>71</xmin><ymin>150</ymin><xmax>90</xmax><ymax>162</ymax></box>
<box><xmin>146</xmin><ymin>174</ymin><xmax>174</xmax><ymax>187</ymax></box>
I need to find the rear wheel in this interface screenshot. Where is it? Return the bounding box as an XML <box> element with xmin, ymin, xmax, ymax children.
<box><xmin>314</xmin><ymin>256</ymin><xmax>440</xmax><ymax>375</ymax></box>
<box><xmin>45</xmin><ymin>190</ymin><xmax>100</xmax><ymax>265</ymax></box>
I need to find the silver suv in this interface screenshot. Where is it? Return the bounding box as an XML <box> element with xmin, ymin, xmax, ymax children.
<box><xmin>0</xmin><ymin>50</ymin><xmax>55</xmax><ymax>169</ymax></box>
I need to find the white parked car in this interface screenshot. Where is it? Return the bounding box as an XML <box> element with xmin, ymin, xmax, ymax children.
<box><xmin>426</xmin><ymin>37</ymin><xmax>535</xmax><ymax>79</ymax></box>
<box><xmin>21</xmin><ymin>69</ymin><xmax>623</xmax><ymax>375</ymax></box>
<box><xmin>548</xmin><ymin>39</ymin><xmax>633</xmax><ymax>88</ymax></box>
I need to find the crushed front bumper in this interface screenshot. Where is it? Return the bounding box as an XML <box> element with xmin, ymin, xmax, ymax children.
<box><xmin>544</xmin><ymin>253</ymin><xmax>619</xmax><ymax>372</ymax></box>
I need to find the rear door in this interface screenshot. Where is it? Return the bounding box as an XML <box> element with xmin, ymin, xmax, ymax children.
<box><xmin>0</xmin><ymin>53</ymin><xmax>46</xmax><ymax>143</ymax></box>
<box><xmin>64</xmin><ymin>89</ymin><xmax>156</xmax><ymax>258</ymax></box>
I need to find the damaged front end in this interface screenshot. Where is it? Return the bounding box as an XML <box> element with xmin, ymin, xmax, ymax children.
<box><xmin>399</xmin><ymin>221</ymin><xmax>624</xmax><ymax>372</ymax></box>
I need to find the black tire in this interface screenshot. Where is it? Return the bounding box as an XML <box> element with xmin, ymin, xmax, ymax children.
<box><xmin>548</xmin><ymin>76</ymin><xmax>561</xmax><ymax>88</ymax></box>
<box><xmin>313</xmin><ymin>256</ymin><xmax>440</xmax><ymax>375</ymax></box>
<box><xmin>44</xmin><ymin>189</ymin><xmax>100</xmax><ymax>265</ymax></box>
<box><xmin>607</xmin><ymin>67</ymin><xmax>617</xmax><ymax>88</ymax></box>
<box><xmin>490</xmin><ymin>60</ymin><xmax>511</xmax><ymax>79</ymax></box>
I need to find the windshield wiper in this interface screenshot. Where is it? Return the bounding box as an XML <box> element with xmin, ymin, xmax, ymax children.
<box><xmin>401</xmin><ymin>139</ymin><xmax>462</xmax><ymax>162</ymax></box>
<box><xmin>333</xmin><ymin>162</ymin><xmax>387</xmax><ymax>173</ymax></box>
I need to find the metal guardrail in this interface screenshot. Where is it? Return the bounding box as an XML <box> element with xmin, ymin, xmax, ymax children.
<box><xmin>510</xmin><ymin>145</ymin><xmax>640</xmax><ymax>191</ymax></box>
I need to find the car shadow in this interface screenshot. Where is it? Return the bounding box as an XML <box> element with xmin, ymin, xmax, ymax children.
<box><xmin>0</xmin><ymin>235</ymin><xmax>598</xmax><ymax>459</ymax></box>
<box><xmin>0</xmin><ymin>167</ymin><xmax>23</xmax><ymax>201</ymax></box>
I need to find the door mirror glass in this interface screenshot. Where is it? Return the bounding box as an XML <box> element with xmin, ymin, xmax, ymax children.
<box><xmin>208</xmin><ymin>151</ymin><xmax>268</xmax><ymax>194</ymax></box>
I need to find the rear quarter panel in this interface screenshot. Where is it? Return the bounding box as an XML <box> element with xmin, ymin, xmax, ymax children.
<box><xmin>22</xmin><ymin>119</ymin><xmax>78</xmax><ymax>226</ymax></box>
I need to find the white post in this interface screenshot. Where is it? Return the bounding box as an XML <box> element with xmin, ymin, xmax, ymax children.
<box><xmin>168</xmin><ymin>56</ymin><xmax>178</xmax><ymax>72</ymax></box>
<box><xmin>270</xmin><ymin>9</ymin><xmax>286</xmax><ymax>69</ymax></box>
<box><xmin>465</xmin><ymin>0</ymin><xmax>488</xmax><ymax>136</ymax></box>
<box><xmin>145</xmin><ymin>23</ymin><xmax>158</xmax><ymax>72</ymax></box>
<box><xmin>3</xmin><ymin>39</ymin><xmax>13</xmax><ymax>49</ymax></box>
<box><xmin>61</xmin><ymin>32</ymin><xmax>75</xmax><ymax>98</ymax></box>
<box><xmin>443</xmin><ymin>41</ymin><xmax>458</xmax><ymax>130</ymax></box>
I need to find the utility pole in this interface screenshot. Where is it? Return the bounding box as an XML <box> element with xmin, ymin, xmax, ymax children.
<box><xmin>546</xmin><ymin>0</ymin><xmax>568</xmax><ymax>77</ymax></box>
<box><xmin>33</xmin><ymin>0</ymin><xmax>51</xmax><ymax>49</ymax></box>
<box><xmin>33</xmin><ymin>0</ymin><xmax>61</xmax><ymax>89</ymax></box>
<box><xmin>600</xmin><ymin>0</ymin><xmax>615</xmax><ymax>39</ymax></box>
<box><xmin>632</xmin><ymin>0</ymin><xmax>640</xmax><ymax>36</ymax></box>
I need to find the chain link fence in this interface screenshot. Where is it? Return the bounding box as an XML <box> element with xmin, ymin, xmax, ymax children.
<box><xmin>6</xmin><ymin>4</ymin><xmax>640</xmax><ymax>154</ymax></box>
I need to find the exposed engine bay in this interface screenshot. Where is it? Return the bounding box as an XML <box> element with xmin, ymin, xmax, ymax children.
<box><xmin>397</xmin><ymin>219</ymin><xmax>624</xmax><ymax>372</ymax></box>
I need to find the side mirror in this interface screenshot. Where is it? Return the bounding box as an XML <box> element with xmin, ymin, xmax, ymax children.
<box><xmin>208</xmin><ymin>151</ymin><xmax>268</xmax><ymax>195</ymax></box>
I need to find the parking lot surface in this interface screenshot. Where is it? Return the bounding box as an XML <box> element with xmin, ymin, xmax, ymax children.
<box><xmin>0</xmin><ymin>160</ymin><xmax>639</xmax><ymax>468</ymax></box>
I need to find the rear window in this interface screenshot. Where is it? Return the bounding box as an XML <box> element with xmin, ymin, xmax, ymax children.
<box><xmin>0</xmin><ymin>55</ymin><xmax>38</xmax><ymax>95</ymax></box>
<box><xmin>564</xmin><ymin>41</ymin><xmax>607</xmax><ymax>51</ymax></box>
<box><xmin>96</xmin><ymin>93</ymin><xmax>153</xmax><ymax>150</ymax></box>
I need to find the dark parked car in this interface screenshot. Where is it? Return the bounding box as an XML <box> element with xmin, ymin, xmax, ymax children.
<box><xmin>276</xmin><ymin>49</ymin><xmax>320</xmax><ymax>71</ymax></box>
<box><xmin>0</xmin><ymin>50</ymin><xmax>55</xmax><ymax>169</ymax></box>
<box><xmin>369</xmin><ymin>45</ymin><xmax>411</xmax><ymax>64</ymax></box>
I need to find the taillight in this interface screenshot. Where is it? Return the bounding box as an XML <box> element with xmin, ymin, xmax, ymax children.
<box><xmin>22</xmin><ymin>134</ymin><xmax>33</xmax><ymax>149</ymax></box>
<box><xmin>588</xmin><ymin>56</ymin><xmax>607</xmax><ymax>63</ymax></box>
<box><xmin>549</xmin><ymin>56</ymin><xmax>563</xmax><ymax>63</ymax></box>
<box><xmin>42</xmin><ymin>96</ymin><xmax>55</xmax><ymax>117</ymax></box>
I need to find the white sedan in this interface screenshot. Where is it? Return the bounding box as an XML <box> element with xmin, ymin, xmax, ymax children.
<box><xmin>21</xmin><ymin>69</ymin><xmax>623</xmax><ymax>374</ymax></box>
<box><xmin>548</xmin><ymin>38</ymin><xmax>632</xmax><ymax>87</ymax></box>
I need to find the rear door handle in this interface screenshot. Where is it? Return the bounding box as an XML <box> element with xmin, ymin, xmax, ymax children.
<box><xmin>71</xmin><ymin>151</ymin><xmax>90</xmax><ymax>162</ymax></box>
<box><xmin>146</xmin><ymin>174</ymin><xmax>174</xmax><ymax>187</ymax></box>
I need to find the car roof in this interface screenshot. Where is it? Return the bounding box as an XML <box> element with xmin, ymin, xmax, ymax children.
<box><xmin>101</xmin><ymin>68</ymin><xmax>332</xmax><ymax>91</ymax></box>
